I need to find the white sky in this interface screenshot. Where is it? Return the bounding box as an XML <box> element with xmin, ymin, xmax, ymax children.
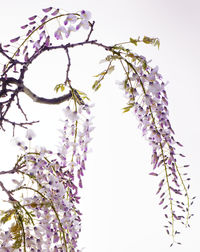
<box><xmin>0</xmin><ymin>0</ymin><xmax>200</xmax><ymax>251</ymax></box>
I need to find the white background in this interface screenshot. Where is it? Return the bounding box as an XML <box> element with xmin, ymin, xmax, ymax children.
<box><xmin>0</xmin><ymin>0</ymin><xmax>200</xmax><ymax>251</ymax></box>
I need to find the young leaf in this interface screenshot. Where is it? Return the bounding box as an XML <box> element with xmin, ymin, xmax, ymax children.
<box><xmin>93</xmin><ymin>70</ymin><xmax>106</xmax><ymax>78</ymax></box>
<box><xmin>92</xmin><ymin>80</ymin><xmax>101</xmax><ymax>91</ymax></box>
<box><xmin>76</xmin><ymin>89</ymin><xmax>90</xmax><ymax>101</ymax></box>
<box><xmin>54</xmin><ymin>84</ymin><xmax>65</xmax><ymax>93</ymax></box>
<box><xmin>107</xmin><ymin>65</ymin><xmax>115</xmax><ymax>74</ymax></box>
<box><xmin>130</xmin><ymin>37</ymin><xmax>138</xmax><ymax>46</ymax></box>
<box><xmin>143</xmin><ymin>36</ymin><xmax>153</xmax><ymax>44</ymax></box>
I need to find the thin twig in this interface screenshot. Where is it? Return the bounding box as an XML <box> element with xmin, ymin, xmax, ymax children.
<box><xmin>64</xmin><ymin>47</ymin><xmax>71</xmax><ymax>84</ymax></box>
<box><xmin>85</xmin><ymin>21</ymin><xmax>95</xmax><ymax>42</ymax></box>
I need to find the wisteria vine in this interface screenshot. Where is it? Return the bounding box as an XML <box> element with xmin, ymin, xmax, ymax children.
<box><xmin>0</xmin><ymin>6</ymin><xmax>193</xmax><ymax>251</ymax></box>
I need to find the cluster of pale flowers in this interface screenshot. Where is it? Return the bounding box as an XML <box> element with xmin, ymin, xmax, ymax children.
<box><xmin>0</xmin><ymin>104</ymin><xmax>93</xmax><ymax>251</ymax></box>
<box><xmin>3</xmin><ymin>8</ymin><xmax>91</xmax><ymax>64</ymax></box>
<box><xmin>116</xmin><ymin>54</ymin><xmax>191</xmax><ymax>239</ymax></box>
<box><xmin>54</xmin><ymin>10</ymin><xmax>91</xmax><ymax>40</ymax></box>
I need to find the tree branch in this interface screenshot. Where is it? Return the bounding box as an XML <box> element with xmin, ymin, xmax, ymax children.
<box><xmin>23</xmin><ymin>86</ymin><xmax>72</xmax><ymax>104</ymax></box>
<box><xmin>0</xmin><ymin>180</ymin><xmax>16</xmax><ymax>201</ymax></box>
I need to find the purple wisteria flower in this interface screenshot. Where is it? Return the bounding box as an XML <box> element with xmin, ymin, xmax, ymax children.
<box><xmin>0</xmin><ymin>104</ymin><xmax>93</xmax><ymax>251</ymax></box>
<box><xmin>114</xmin><ymin>52</ymin><xmax>192</xmax><ymax>243</ymax></box>
<box><xmin>54</xmin><ymin>26</ymin><xmax>68</xmax><ymax>40</ymax></box>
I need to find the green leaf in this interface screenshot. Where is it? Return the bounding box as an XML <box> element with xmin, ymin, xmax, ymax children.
<box><xmin>130</xmin><ymin>37</ymin><xmax>138</xmax><ymax>46</ymax></box>
<box><xmin>0</xmin><ymin>209</ymin><xmax>14</xmax><ymax>224</ymax></box>
<box><xmin>93</xmin><ymin>71</ymin><xmax>106</xmax><ymax>78</ymax></box>
<box><xmin>122</xmin><ymin>103</ymin><xmax>134</xmax><ymax>113</ymax></box>
<box><xmin>143</xmin><ymin>36</ymin><xmax>153</xmax><ymax>44</ymax></box>
<box><xmin>76</xmin><ymin>89</ymin><xmax>90</xmax><ymax>101</ymax></box>
<box><xmin>92</xmin><ymin>80</ymin><xmax>99</xmax><ymax>90</ymax></box>
<box><xmin>95</xmin><ymin>83</ymin><xmax>101</xmax><ymax>91</ymax></box>
<box><xmin>92</xmin><ymin>80</ymin><xmax>101</xmax><ymax>91</ymax></box>
<box><xmin>61</xmin><ymin>85</ymin><xmax>65</xmax><ymax>92</ymax></box>
<box><xmin>142</xmin><ymin>36</ymin><xmax>160</xmax><ymax>49</ymax></box>
<box><xmin>123</xmin><ymin>79</ymin><xmax>128</xmax><ymax>89</ymax></box>
<box><xmin>123</xmin><ymin>106</ymin><xmax>131</xmax><ymax>113</ymax></box>
<box><xmin>142</xmin><ymin>61</ymin><xmax>147</xmax><ymax>70</ymax></box>
<box><xmin>54</xmin><ymin>84</ymin><xmax>65</xmax><ymax>93</ymax></box>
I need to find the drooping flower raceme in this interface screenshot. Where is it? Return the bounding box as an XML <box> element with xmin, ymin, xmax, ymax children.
<box><xmin>92</xmin><ymin>44</ymin><xmax>193</xmax><ymax>244</ymax></box>
<box><xmin>114</xmin><ymin>52</ymin><xmax>193</xmax><ymax>244</ymax></box>
<box><xmin>2</xmin><ymin>8</ymin><xmax>92</xmax><ymax>66</ymax></box>
<box><xmin>0</xmin><ymin>104</ymin><xmax>93</xmax><ymax>251</ymax></box>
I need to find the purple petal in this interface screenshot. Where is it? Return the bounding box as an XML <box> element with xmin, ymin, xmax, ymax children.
<box><xmin>42</xmin><ymin>7</ymin><xmax>52</xmax><ymax>13</ymax></box>
<box><xmin>41</xmin><ymin>15</ymin><xmax>48</xmax><ymax>23</ymax></box>
<box><xmin>160</xmin><ymin>192</ymin><xmax>165</xmax><ymax>198</ymax></box>
<box><xmin>149</xmin><ymin>172</ymin><xmax>158</xmax><ymax>176</ymax></box>
<box><xmin>45</xmin><ymin>36</ymin><xmax>50</xmax><ymax>46</ymax></box>
<box><xmin>79</xmin><ymin>179</ymin><xmax>83</xmax><ymax>188</ymax></box>
<box><xmin>16</xmin><ymin>49</ymin><xmax>20</xmax><ymax>56</ymax></box>
<box><xmin>81</xmin><ymin>160</ymin><xmax>85</xmax><ymax>170</ymax></box>
<box><xmin>159</xmin><ymin>198</ymin><xmax>164</xmax><ymax>205</ymax></box>
<box><xmin>159</xmin><ymin>179</ymin><xmax>164</xmax><ymax>187</ymax></box>
<box><xmin>158</xmin><ymin>159</ymin><xmax>163</xmax><ymax>167</ymax></box>
<box><xmin>76</xmin><ymin>23</ymin><xmax>81</xmax><ymax>30</ymax></box>
<box><xmin>3</xmin><ymin>44</ymin><xmax>10</xmax><ymax>48</ymax></box>
<box><xmin>13</xmin><ymin>65</ymin><xmax>18</xmax><ymax>73</ymax></box>
<box><xmin>29</xmin><ymin>21</ymin><xmax>36</xmax><ymax>25</ymax></box>
<box><xmin>26</xmin><ymin>30</ymin><xmax>32</xmax><ymax>36</ymax></box>
<box><xmin>28</xmin><ymin>15</ymin><xmax>37</xmax><ymax>21</ymax></box>
<box><xmin>77</xmin><ymin>170</ymin><xmax>81</xmax><ymax>179</ymax></box>
<box><xmin>39</xmin><ymin>25</ymin><xmax>44</xmax><ymax>30</ymax></box>
<box><xmin>51</xmin><ymin>9</ymin><xmax>59</xmax><ymax>16</ymax></box>
<box><xmin>64</xmin><ymin>18</ymin><xmax>68</xmax><ymax>26</ymax></box>
<box><xmin>21</xmin><ymin>24</ymin><xmax>28</xmax><ymax>29</ymax></box>
<box><xmin>176</xmin><ymin>141</ymin><xmax>183</xmax><ymax>147</ymax></box>
<box><xmin>23</xmin><ymin>46</ymin><xmax>28</xmax><ymax>54</ymax></box>
<box><xmin>39</xmin><ymin>30</ymin><xmax>46</xmax><ymax>40</ymax></box>
<box><xmin>24</xmin><ymin>52</ymin><xmax>29</xmax><ymax>62</ymax></box>
<box><xmin>10</xmin><ymin>37</ymin><xmax>20</xmax><ymax>43</ymax></box>
<box><xmin>156</xmin><ymin>187</ymin><xmax>161</xmax><ymax>195</ymax></box>
<box><xmin>53</xmin><ymin>232</ymin><xmax>59</xmax><ymax>243</ymax></box>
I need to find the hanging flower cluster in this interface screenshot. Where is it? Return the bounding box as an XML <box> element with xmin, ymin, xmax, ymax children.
<box><xmin>92</xmin><ymin>46</ymin><xmax>194</xmax><ymax>244</ymax></box>
<box><xmin>2</xmin><ymin>7</ymin><xmax>91</xmax><ymax>70</ymax></box>
<box><xmin>0</xmin><ymin>104</ymin><xmax>93</xmax><ymax>251</ymax></box>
